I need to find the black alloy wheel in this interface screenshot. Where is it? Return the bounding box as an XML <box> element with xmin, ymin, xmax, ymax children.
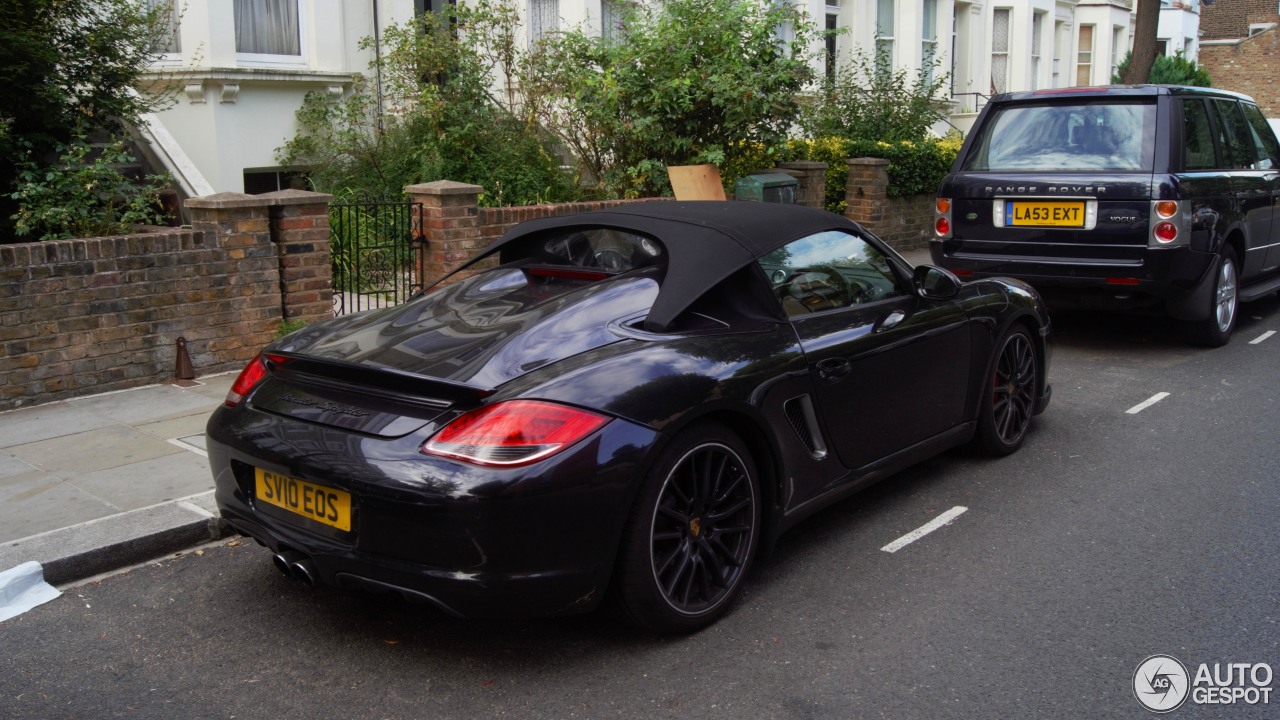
<box><xmin>615</xmin><ymin>423</ymin><xmax>760</xmax><ymax>633</ymax></box>
<box><xmin>974</xmin><ymin>325</ymin><xmax>1037</xmax><ymax>456</ymax></box>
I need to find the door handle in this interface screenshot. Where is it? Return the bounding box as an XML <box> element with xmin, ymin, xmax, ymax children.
<box><xmin>815</xmin><ymin>357</ymin><xmax>851</xmax><ymax>382</ymax></box>
<box><xmin>877</xmin><ymin>310</ymin><xmax>906</xmax><ymax>331</ymax></box>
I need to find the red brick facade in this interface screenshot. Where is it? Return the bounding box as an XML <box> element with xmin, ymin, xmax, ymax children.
<box><xmin>1199</xmin><ymin>28</ymin><xmax>1280</xmax><ymax>116</ymax></box>
<box><xmin>1199</xmin><ymin>0</ymin><xmax>1280</xmax><ymax>40</ymax></box>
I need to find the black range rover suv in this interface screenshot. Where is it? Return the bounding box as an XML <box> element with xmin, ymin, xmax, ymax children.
<box><xmin>933</xmin><ymin>85</ymin><xmax>1280</xmax><ymax>346</ymax></box>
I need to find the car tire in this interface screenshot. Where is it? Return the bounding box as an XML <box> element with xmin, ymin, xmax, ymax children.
<box><xmin>1187</xmin><ymin>246</ymin><xmax>1239</xmax><ymax>348</ymax></box>
<box><xmin>973</xmin><ymin>325</ymin><xmax>1038</xmax><ymax>457</ymax></box>
<box><xmin>613</xmin><ymin>422</ymin><xmax>760</xmax><ymax>633</ymax></box>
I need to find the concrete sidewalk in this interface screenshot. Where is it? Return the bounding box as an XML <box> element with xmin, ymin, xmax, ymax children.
<box><xmin>0</xmin><ymin>374</ymin><xmax>235</xmax><ymax>585</ymax></box>
<box><xmin>0</xmin><ymin>247</ymin><xmax>936</xmax><ymax>588</ymax></box>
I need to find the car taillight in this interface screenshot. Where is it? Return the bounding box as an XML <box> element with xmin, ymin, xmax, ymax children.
<box><xmin>935</xmin><ymin>197</ymin><xmax>952</xmax><ymax>239</ymax></box>
<box><xmin>422</xmin><ymin>400</ymin><xmax>610</xmax><ymax>467</ymax></box>
<box><xmin>1153</xmin><ymin>221</ymin><xmax>1178</xmax><ymax>244</ymax></box>
<box><xmin>225</xmin><ymin>354</ymin><xmax>285</xmax><ymax>407</ymax></box>
<box><xmin>1150</xmin><ymin>200</ymin><xmax>1187</xmax><ymax>247</ymax></box>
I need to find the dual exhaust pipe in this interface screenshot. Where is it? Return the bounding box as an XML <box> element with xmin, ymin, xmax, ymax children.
<box><xmin>272</xmin><ymin>549</ymin><xmax>317</xmax><ymax>586</ymax></box>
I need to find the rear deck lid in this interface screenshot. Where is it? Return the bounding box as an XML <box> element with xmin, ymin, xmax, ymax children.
<box><xmin>248</xmin><ymin>266</ymin><xmax>660</xmax><ymax>435</ymax></box>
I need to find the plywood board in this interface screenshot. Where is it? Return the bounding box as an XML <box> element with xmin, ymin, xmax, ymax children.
<box><xmin>667</xmin><ymin>164</ymin><xmax>727</xmax><ymax>201</ymax></box>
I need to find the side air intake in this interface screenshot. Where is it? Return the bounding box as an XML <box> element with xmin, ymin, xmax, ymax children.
<box><xmin>783</xmin><ymin>395</ymin><xmax>827</xmax><ymax>459</ymax></box>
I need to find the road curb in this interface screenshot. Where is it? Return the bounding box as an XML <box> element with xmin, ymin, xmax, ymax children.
<box><xmin>0</xmin><ymin>492</ymin><xmax>230</xmax><ymax>586</ymax></box>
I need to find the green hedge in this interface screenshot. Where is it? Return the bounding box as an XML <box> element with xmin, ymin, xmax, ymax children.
<box><xmin>783</xmin><ymin>137</ymin><xmax>961</xmax><ymax>213</ymax></box>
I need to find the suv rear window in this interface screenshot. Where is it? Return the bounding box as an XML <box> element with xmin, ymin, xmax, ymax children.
<box><xmin>962</xmin><ymin>101</ymin><xmax>1157</xmax><ymax>172</ymax></box>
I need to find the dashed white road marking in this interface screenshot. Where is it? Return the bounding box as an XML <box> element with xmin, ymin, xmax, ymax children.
<box><xmin>881</xmin><ymin>506</ymin><xmax>968</xmax><ymax>553</ymax></box>
<box><xmin>1249</xmin><ymin>331</ymin><xmax>1275</xmax><ymax>345</ymax></box>
<box><xmin>1126</xmin><ymin>392</ymin><xmax>1170</xmax><ymax>415</ymax></box>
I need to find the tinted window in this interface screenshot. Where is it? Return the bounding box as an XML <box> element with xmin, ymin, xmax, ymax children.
<box><xmin>1183</xmin><ymin>99</ymin><xmax>1216</xmax><ymax>171</ymax></box>
<box><xmin>1211</xmin><ymin>99</ymin><xmax>1257</xmax><ymax>170</ymax></box>
<box><xmin>759</xmin><ymin>231</ymin><xmax>903</xmax><ymax>317</ymax></box>
<box><xmin>963</xmin><ymin>101</ymin><xmax>1156</xmax><ymax>171</ymax></box>
<box><xmin>1241</xmin><ymin>102</ymin><xmax>1280</xmax><ymax>170</ymax></box>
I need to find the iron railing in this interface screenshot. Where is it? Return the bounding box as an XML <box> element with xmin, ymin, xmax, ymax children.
<box><xmin>329</xmin><ymin>200</ymin><xmax>425</xmax><ymax>316</ymax></box>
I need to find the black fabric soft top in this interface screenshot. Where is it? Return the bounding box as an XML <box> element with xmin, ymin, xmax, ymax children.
<box><xmin>442</xmin><ymin>201</ymin><xmax>863</xmax><ymax>332</ymax></box>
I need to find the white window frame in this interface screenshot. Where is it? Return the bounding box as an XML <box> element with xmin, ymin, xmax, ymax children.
<box><xmin>529</xmin><ymin>0</ymin><xmax>561</xmax><ymax>47</ymax></box>
<box><xmin>922</xmin><ymin>0</ymin><xmax>938</xmax><ymax>83</ymax></box>
<box><xmin>235</xmin><ymin>0</ymin><xmax>308</xmax><ymax>67</ymax></box>
<box><xmin>876</xmin><ymin>0</ymin><xmax>895</xmax><ymax>68</ymax></box>
<box><xmin>990</xmin><ymin>8</ymin><xmax>1010</xmax><ymax>95</ymax></box>
<box><xmin>825</xmin><ymin>10</ymin><xmax>840</xmax><ymax>82</ymax></box>
<box><xmin>146</xmin><ymin>0</ymin><xmax>183</xmax><ymax>59</ymax></box>
<box><xmin>1077</xmin><ymin>24</ymin><xmax>1094</xmax><ymax>87</ymax></box>
<box><xmin>601</xmin><ymin>0</ymin><xmax>626</xmax><ymax>42</ymax></box>
<box><xmin>1031</xmin><ymin>11</ymin><xmax>1044</xmax><ymax>90</ymax></box>
<box><xmin>1111</xmin><ymin>25</ymin><xmax>1125</xmax><ymax>81</ymax></box>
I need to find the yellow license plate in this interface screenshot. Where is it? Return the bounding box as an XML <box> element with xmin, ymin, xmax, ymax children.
<box><xmin>1006</xmin><ymin>201</ymin><xmax>1085</xmax><ymax>227</ymax></box>
<box><xmin>254</xmin><ymin>468</ymin><xmax>352</xmax><ymax>532</ymax></box>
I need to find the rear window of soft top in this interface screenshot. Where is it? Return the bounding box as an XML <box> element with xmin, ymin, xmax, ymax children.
<box><xmin>962</xmin><ymin>100</ymin><xmax>1157</xmax><ymax>172</ymax></box>
<box><xmin>501</xmin><ymin>227</ymin><xmax>665</xmax><ymax>275</ymax></box>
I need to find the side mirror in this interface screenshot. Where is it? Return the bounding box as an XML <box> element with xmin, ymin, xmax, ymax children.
<box><xmin>913</xmin><ymin>265</ymin><xmax>962</xmax><ymax>300</ymax></box>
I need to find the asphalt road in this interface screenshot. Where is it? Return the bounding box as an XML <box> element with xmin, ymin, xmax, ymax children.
<box><xmin>3</xmin><ymin>297</ymin><xmax>1279</xmax><ymax>720</ymax></box>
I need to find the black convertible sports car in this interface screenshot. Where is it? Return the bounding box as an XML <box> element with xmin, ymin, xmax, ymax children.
<box><xmin>207</xmin><ymin>201</ymin><xmax>1052</xmax><ymax>633</ymax></box>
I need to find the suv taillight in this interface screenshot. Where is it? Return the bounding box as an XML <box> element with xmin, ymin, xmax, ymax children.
<box><xmin>422</xmin><ymin>400</ymin><xmax>609</xmax><ymax>467</ymax></box>
<box><xmin>934</xmin><ymin>198</ymin><xmax>953</xmax><ymax>238</ymax></box>
<box><xmin>1149</xmin><ymin>200</ymin><xmax>1188</xmax><ymax>247</ymax></box>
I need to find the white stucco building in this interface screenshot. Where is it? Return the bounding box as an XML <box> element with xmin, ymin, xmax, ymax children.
<box><xmin>141</xmin><ymin>0</ymin><xmax>1198</xmax><ymax>197</ymax></box>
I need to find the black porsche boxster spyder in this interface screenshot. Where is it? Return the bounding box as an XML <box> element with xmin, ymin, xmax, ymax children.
<box><xmin>207</xmin><ymin>201</ymin><xmax>1052</xmax><ymax>633</ymax></box>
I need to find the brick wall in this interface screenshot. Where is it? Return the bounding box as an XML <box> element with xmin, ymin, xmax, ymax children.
<box><xmin>1200</xmin><ymin>0</ymin><xmax>1279</xmax><ymax>40</ymax></box>
<box><xmin>1200</xmin><ymin>28</ymin><xmax>1280</xmax><ymax>116</ymax></box>
<box><xmin>843</xmin><ymin>158</ymin><xmax>935</xmax><ymax>252</ymax></box>
<box><xmin>0</xmin><ymin>191</ymin><xmax>334</xmax><ymax>411</ymax></box>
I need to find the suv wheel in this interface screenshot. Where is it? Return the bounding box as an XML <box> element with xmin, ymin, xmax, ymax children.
<box><xmin>1188</xmin><ymin>247</ymin><xmax>1238</xmax><ymax>347</ymax></box>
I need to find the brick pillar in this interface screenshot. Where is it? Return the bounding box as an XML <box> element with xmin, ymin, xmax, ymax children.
<box><xmin>262</xmin><ymin>189</ymin><xmax>335</xmax><ymax>323</ymax></box>
<box><xmin>184</xmin><ymin>192</ymin><xmax>283</xmax><ymax>361</ymax></box>
<box><xmin>778</xmin><ymin>161</ymin><xmax>828</xmax><ymax>209</ymax></box>
<box><xmin>405</xmin><ymin>181</ymin><xmax>484</xmax><ymax>286</ymax></box>
<box><xmin>844</xmin><ymin>158</ymin><xmax>891</xmax><ymax>232</ymax></box>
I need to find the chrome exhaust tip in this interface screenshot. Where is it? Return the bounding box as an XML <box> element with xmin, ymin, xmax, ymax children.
<box><xmin>272</xmin><ymin>550</ymin><xmax>303</xmax><ymax>578</ymax></box>
<box><xmin>290</xmin><ymin>559</ymin><xmax>317</xmax><ymax>586</ymax></box>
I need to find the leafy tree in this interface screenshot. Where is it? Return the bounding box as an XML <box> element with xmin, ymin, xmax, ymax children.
<box><xmin>0</xmin><ymin>0</ymin><xmax>173</xmax><ymax>240</ymax></box>
<box><xmin>522</xmin><ymin>0</ymin><xmax>819</xmax><ymax>197</ymax></box>
<box><xmin>280</xmin><ymin>2</ymin><xmax>576</xmax><ymax>206</ymax></box>
<box><xmin>1112</xmin><ymin>51</ymin><xmax>1212</xmax><ymax>87</ymax></box>
<box><xmin>803</xmin><ymin>47</ymin><xmax>951</xmax><ymax>145</ymax></box>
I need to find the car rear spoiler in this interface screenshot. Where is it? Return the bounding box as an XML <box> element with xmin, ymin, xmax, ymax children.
<box><xmin>267</xmin><ymin>352</ymin><xmax>495</xmax><ymax>408</ymax></box>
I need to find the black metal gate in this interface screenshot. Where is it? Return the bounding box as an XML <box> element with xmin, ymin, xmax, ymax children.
<box><xmin>329</xmin><ymin>200</ymin><xmax>426</xmax><ymax>316</ymax></box>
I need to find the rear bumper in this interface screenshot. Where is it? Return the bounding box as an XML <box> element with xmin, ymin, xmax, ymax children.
<box><xmin>207</xmin><ymin>406</ymin><xmax>661</xmax><ymax>618</ymax></box>
<box><xmin>932</xmin><ymin>240</ymin><xmax>1216</xmax><ymax>312</ymax></box>
<box><xmin>219</xmin><ymin>509</ymin><xmax>611</xmax><ymax>618</ymax></box>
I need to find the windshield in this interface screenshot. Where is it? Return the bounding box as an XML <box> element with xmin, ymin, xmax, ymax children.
<box><xmin>963</xmin><ymin>101</ymin><xmax>1157</xmax><ymax>172</ymax></box>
